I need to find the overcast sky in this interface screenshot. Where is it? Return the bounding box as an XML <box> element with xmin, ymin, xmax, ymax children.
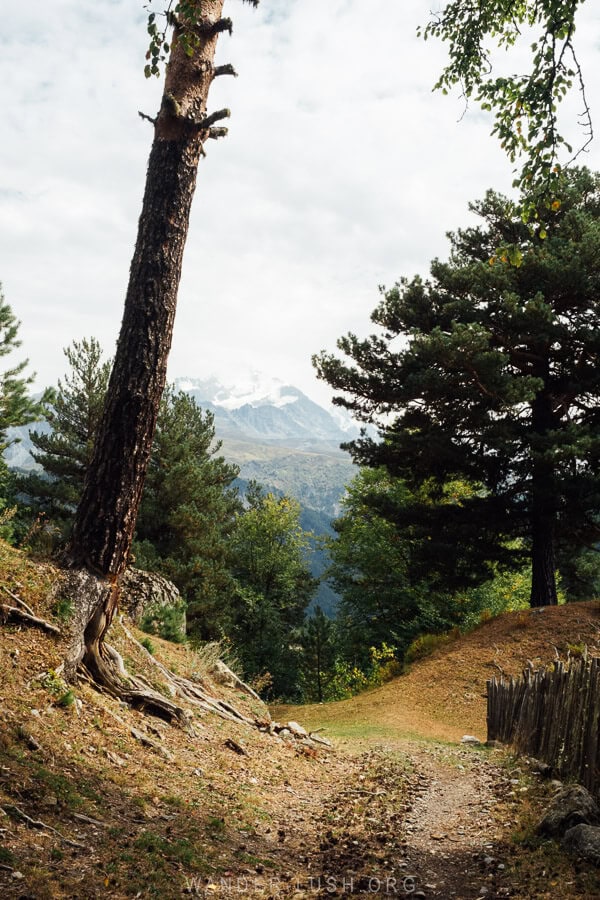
<box><xmin>2</xmin><ymin>1</ymin><xmax>600</xmax><ymax>407</ymax></box>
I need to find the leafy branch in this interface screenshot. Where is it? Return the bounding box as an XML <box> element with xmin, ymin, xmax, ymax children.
<box><xmin>420</xmin><ymin>0</ymin><xmax>591</xmax><ymax>222</ymax></box>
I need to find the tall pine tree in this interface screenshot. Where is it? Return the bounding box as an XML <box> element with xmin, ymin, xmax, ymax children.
<box><xmin>0</xmin><ymin>283</ymin><xmax>49</xmax><ymax>534</ymax></box>
<box><xmin>134</xmin><ymin>387</ymin><xmax>240</xmax><ymax>640</ymax></box>
<box><xmin>315</xmin><ymin>168</ymin><xmax>600</xmax><ymax>608</ymax></box>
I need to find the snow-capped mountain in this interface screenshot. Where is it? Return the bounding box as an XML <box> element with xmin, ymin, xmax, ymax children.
<box><xmin>173</xmin><ymin>373</ymin><xmax>362</xmax><ymax>445</ymax></box>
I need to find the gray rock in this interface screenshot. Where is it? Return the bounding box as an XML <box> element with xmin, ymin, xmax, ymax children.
<box><xmin>461</xmin><ymin>735</ymin><xmax>482</xmax><ymax>745</ymax></box>
<box><xmin>537</xmin><ymin>785</ymin><xmax>600</xmax><ymax>837</ymax></box>
<box><xmin>563</xmin><ymin>824</ymin><xmax>600</xmax><ymax>865</ymax></box>
<box><xmin>287</xmin><ymin>720</ymin><xmax>309</xmax><ymax>739</ymax></box>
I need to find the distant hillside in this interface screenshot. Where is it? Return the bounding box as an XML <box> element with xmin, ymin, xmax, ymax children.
<box><xmin>5</xmin><ymin>373</ymin><xmax>361</xmax><ymax>617</ymax></box>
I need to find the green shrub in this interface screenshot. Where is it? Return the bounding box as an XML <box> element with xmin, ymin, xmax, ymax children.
<box><xmin>404</xmin><ymin>632</ymin><xmax>455</xmax><ymax>665</ymax></box>
<box><xmin>140</xmin><ymin>636</ymin><xmax>155</xmax><ymax>655</ymax></box>
<box><xmin>139</xmin><ymin>598</ymin><xmax>186</xmax><ymax>643</ymax></box>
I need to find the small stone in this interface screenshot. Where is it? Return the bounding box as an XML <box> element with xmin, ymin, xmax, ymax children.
<box><xmin>11</xmin><ymin>871</ymin><xmax>24</xmax><ymax>880</ymax></box>
<box><xmin>30</xmin><ymin>709</ymin><xmax>41</xmax><ymax>718</ymax></box>
<box><xmin>287</xmin><ymin>721</ymin><xmax>309</xmax><ymax>738</ymax></box>
<box><xmin>461</xmin><ymin>735</ymin><xmax>481</xmax><ymax>745</ymax></box>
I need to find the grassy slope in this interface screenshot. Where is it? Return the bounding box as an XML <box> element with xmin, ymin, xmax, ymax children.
<box><xmin>275</xmin><ymin>602</ymin><xmax>600</xmax><ymax>743</ymax></box>
<box><xmin>0</xmin><ymin>542</ymin><xmax>340</xmax><ymax>898</ymax></box>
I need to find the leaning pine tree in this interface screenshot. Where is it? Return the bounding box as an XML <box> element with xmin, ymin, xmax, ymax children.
<box><xmin>314</xmin><ymin>168</ymin><xmax>600</xmax><ymax>608</ymax></box>
<box><xmin>62</xmin><ymin>1</ymin><xmax>260</xmax><ymax>709</ymax></box>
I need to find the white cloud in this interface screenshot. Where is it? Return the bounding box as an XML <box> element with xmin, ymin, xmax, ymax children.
<box><xmin>1</xmin><ymin>0</ymin><xmax>599</xmax><ymax>406</ymax></box>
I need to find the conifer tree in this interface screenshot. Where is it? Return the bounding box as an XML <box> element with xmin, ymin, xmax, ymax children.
<box><xmin>19</xmin><ymin>338</ymin><xmax>111</xmax><ymax>528</ymax></box>
<box><xmin>0</xmin><ymin>283</ymin><xmax>48</xmax><ymax>534</ymax></box>
<box><xmin>298</xmin><ymin>605</ymin><xmax>336</xmax><ymax>703</ymax></box>
<box><xmin>0</xmin><ymin>284</ymin><xmax>48</xmax><ymax>452</ymax></box>
<box><xmin>315</xmin><ymin>168</ymin><xmax>600</xmax><ymax>608</ymax></box>
<box><xmin>134</xmin><ymin>387</ymin><xmax>241</xmax><ymax>639</ymax></box>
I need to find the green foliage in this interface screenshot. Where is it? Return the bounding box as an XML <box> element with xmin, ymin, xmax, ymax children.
<box><xmin>18</xmin><ymin>340</ymin><xmax>240</xmax><ymax>636</ymax></box>
<box><xmin>420</xmin><ymin>1</ymin><xmax>589</xmax><ymax>215</ymax></box>
<box><xmin>134</xmin><ymin>386</ymin><xmax>241</xmax><ymax>640</ymax></box>
<box><xmin>327</xmin><ymin>467</ymin><xmax>466</xmax><ymax>663</ymax></box>
<box><xmin>139</xmin><ymin>599</ymin><xmax>186</xmax><ymax>644</ymax></box>
<box><xmin>0</xmin><ymin>284</ymin><xmax>49</xmax><ymax>539</ymax></box>
<box><xmin>0</xmin><ymin>285</ymin><xmax>49</xmax><ymax>449</ymax></box>
<box><xmin>143</xmin><ymin>1</ymin><xmax>259</xmax><ymax>78</ymax></box>
<box><xmin>315</xmin><ymin>169</ymin><xmax>600</xmax><ymax>608</ymax></box>
<box><xmin>315</xmin><ymin>643</ymin><xmax>402</xmax><ymax>702</ymax></box>
<box><xmin>52</xmin><ymin>595</ymin><xmax>74</xmax><ymax>623</ymax></box>
<box><xmin>457</xmin><ymin>563</ymin><xmax>531</xmax><ymax>632</ymax></box>
<box><xmin>18</xmin><ymin>337</ymin><xmax>111</xmax><ymax>536</ymax></box>
<box><xmin>297</xmin><ymin>605</ymin><xmax>336</xmax><ymax>702</ymax></box>
<box><xmin>140</xmin><ymin>636</ymin><xmax>155</xmax><ymax>655</ymax></box>
<box><xmin>228</xmin><ymin>483</ymin><xmax>317</xmax><ymax>699</ymax></box>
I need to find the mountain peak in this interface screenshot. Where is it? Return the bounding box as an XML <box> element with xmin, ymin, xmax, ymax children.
<box><xmin>172</xmin><ymin>372</ymin><xmax>362</xmax><ymax>445</ymax></box>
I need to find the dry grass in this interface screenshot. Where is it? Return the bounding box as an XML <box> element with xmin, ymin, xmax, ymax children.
<box><xmin>275</xmin><ymin>601</ymin><xmax>600</xmax><ymax>744</ymax></box>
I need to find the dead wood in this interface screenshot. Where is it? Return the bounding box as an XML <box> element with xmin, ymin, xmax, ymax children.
<box><xmin>0</xmin><ymin>604</ymin><xmax>61</xmax><ymax>635</ymax></box>
<box><xmin>1</xmin><ymin>803</ymin><xmax>86</xmax><ymax>849</ymax></box>
<box><xmin>1</xmin><ymin>585</ymin><xmax>36</xmax><ymax>617</ymax></box>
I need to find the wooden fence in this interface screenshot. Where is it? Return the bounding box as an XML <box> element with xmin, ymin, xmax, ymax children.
<box><xmin>487</xmin><ymin>656</ymin><xmax>600</xmax><ymax>795</ymax></box>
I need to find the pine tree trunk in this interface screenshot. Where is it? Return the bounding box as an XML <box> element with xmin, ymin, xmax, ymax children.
<box><xmin>530</xmin><ymin>502</ymin><xmax>558</xmax><ymax>607</ymax></box>
<box><xmin>65</xmin><ymin>1</ymin><xmax>231</xmax><ymax>678</ymax></box>
<box><xmin>529</xmin><ymin>391</ymin><xmax>558</xmax><ymax>607</ymax></box>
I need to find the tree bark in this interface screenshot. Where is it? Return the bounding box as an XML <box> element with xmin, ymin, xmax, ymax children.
<box><xmin>530</xmin><ymin>390</ymin><xmax>559</xmax><ymax>607</ymax></box>
<box><xmin>65</xmin><ymin>1</ymin><xmax>231</xmax><ymax>678</ymax></box>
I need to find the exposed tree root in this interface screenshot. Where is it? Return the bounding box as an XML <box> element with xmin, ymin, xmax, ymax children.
<box><xmin>119</xmin><ymin>617</ymin><xmax>261</xmax><ymax>728</ymax></box>
<box><xmin>1</xmin><ymin>804</ymin><xmax>86</xmax><ymax>850</ymax></box>
<box><xmin>60</xmin><ymin>568</ymin><xmax>264</xmax><ymax>731</ymax></box>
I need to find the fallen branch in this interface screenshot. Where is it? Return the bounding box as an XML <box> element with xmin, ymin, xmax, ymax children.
<box><xmin>73</xmin><ymin>812</ymin><xmax>107</xmax><ymax>827</ymax></box>
<box><xmin>130</xmin><ymin>726</ymin><xmax>174</xmax><ymax>760</ymax></box>
<box><xmin>0</xmin><ymin>604</ymin><xmax>61</xmax><ymax>635</ymax></box>
<box><xmin>1</xmin><ymin>585</ymin><xmax>35</xmax><ymax>617</ymax></box>
<box><xmin>1</xmin><ymin>804</ymin><xmax>86</xmax><ymax>849</ymax></box>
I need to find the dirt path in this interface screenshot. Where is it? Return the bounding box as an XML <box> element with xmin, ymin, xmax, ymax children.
<box><xmin>210</xmin><ymin>738</ymin><xmax>527</xmax><ymax>899</ymax></box>
<box><xmin>396</xmin><ymin>740</ymin><xmax>514</xmax><ymax>899</ymax></box>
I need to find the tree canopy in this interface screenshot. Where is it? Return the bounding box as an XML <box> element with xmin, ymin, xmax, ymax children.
<box><xmin>134</xmin><ymin>386</ymin><xmax>241</xmax><ymax>640</ymax></box>
<box><xmin>19</xmin><ymin>338</ymin><xmax>111</xmax><ymax>529</ymax></box>
<box><xmin>315</xmin><ymin>167</ymin><xmax>600</xmax><ymax>608</ymax></box>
